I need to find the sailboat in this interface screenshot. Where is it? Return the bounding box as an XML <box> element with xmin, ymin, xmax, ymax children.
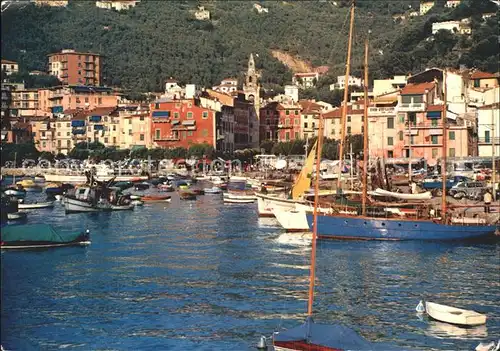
<box><xmin>272</xmin><ymin>18</ymin><xmax>407</xmax><ymax>347</ymax></box>
<box><xmin>256</xmin><ymin>141</ymin><xmax>318</xmax><ymax>217</ymax></box>
<box><xmin>304</xmin><ymin>8</ymin><xmax>497</xmax><ymax>241</ymax></box>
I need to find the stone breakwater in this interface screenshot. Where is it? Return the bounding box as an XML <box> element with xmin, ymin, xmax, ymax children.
<box><xmin>1</xmin><ymin>168</ymin><xmax>32</xmax><ymax>177</ymax></box>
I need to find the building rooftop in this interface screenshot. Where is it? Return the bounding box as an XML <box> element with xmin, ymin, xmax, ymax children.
<box><xmin>470</xmin><ymin>70</ymin><xmax>498</xmax><ymax>79</ymax></box>
<box><xmin>323</xmin><ymin>106</ymin><xmax>364</xmax><ymax>118</ymax></box>
<box><xmin>47</xmin><ymin>50</ymin><xmax>101</xmax><ymax>57</ymax></box>
<box><xmin>400</xmin><ymin>82</ymin><xmax>435</xmax><ymax>94</ymax></box>
<box><xmin>427</xmin><ymin>104</ymin><xmax>444</xmax><ymax>112</ymax></box>
<box><xmin>298</xmin><ymin>100</ymin><xmax>323</xmax><ymax>114</ymax></box>
<box><xmin>1</xmin><ymin>59</ymin><xmax>17</xmax><ymax>64</ymax></box>
<box><xmin>85</xmin><ymin>106</ymin><xmax>117</xmax><ymax>116</ymax></box>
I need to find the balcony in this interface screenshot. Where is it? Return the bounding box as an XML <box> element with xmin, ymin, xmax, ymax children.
<box><xmin>153</xmin><ymin>136</ymin><xmax>180</xmax><ymax>141</ymax></box>
<box><xmin>368</xmin><ymin>106</ymin><xmax>396</xmax><ymax>116</ymax></box>
<box><xmin>277</xmin><ymin>124</ymin><xmax>293</xmax><ymax>129</ymax></box>
<box><xmin>396</xmin><ymin>102</ymin><xmax>426</xmax><ymax>112</ymax></box>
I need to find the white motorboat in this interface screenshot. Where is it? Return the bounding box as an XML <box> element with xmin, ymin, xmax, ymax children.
<box><xmin>64</xmin><ymin>196</ymin><xmax>100</xmax><ymax>213</ymax></box>
<box><xmin>423</xmin><ymin>301</ymin><xmax>487</xmax><ymax>326</ymax></box>
<box><xmin>18</xmin><ymin>201</ymin><xmax>55</xmax><ymax>210</ymax></box>
<box><xmin>370</xmin><ymin>188</ymin><xmax>433</xmax><ymax>201</ymax></box>
<box><xmin>223</xmin><ymin>197</ymin><xmax>256</xmax><ymax>203</ymax></box>
<box><xmin>272</xmin><ymin>207</ymin><xmax>309</xmax><ymax>232</ymax></box>
<box><xmin>256</xmin><ymin>192</ymin><xmax>302</xmax><ymax>217</ymax></box>
<box><xmin>223</xmin><ymin>192</ymin><xmax>257</xmax><ymax>201</ymax></box>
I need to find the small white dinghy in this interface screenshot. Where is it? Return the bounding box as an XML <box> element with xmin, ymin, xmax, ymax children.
<box><xmin>419</xmin><ymin>301</ymin><xmax>487</xmax><ymax>326</ymax></box>
<box><xmin>18</xmin><ymin>201</ymin><xmax>55</xmax><ymax>210</ymax></box>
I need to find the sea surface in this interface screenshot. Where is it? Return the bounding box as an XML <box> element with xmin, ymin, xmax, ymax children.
<box><xmin>1</xmin><ymin>186</ymin><xmax>499</xmax><ymax>351</ymax></box>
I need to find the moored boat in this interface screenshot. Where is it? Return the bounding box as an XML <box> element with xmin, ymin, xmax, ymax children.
<box><xmin>1</xmin><ymin>224</ymin><xmax>90</xmax><ymax>250</ymax></box>
<box><xmin>423</xmin><ymin>301</ymin><xmax>487</xmax><ymax>326</ymax></box>
<box><xmin>141</xmin><ymin>195</ymin><xmax>171</xmax><ymax>202</ymax></box>
<box><xmin>7</xmin><ymin>212</ymin><xmax>27</xmax><ymax>221</ymax></box>
<box><xmin>223</xmin><ymin>197</ymin><xmax>255</xmax><ymax>203</ymax></box>
<box><xmin>203</xmin><ymin>186</ymin><xmax>222</xmax><ymax>194</ymax></box>
<box><xmin>179</xmin><ymin>191</ymin><xmax>197</xmax><ymax>200</ymax></box>
<box><xmin>157</xmin><ymin>184</ymin><xmax>174</xmax><ymax>192</ymax></box>
<box><xmin>134</xmin><ymin>182</ymin><xmax>150</xmax><ymax>191</ymax></box>
<box><xmin>18</xmin><ymin>201</ymin><xmax>55</xmax><ymax>210</ymax></box>
<box><xmin>4</xmin><ymin>187</ymin><xmax>26</xmax><ymax>197</ymax></box>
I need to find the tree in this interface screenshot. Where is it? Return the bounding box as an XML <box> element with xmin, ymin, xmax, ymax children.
<box><xmin>259</xmin><ymin>140</ymin><xmax>274</xmax><ymax>153</ymax></box>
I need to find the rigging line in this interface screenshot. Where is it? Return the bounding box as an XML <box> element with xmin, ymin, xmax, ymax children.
<box><xmin>328</xmin><ymin>7</ymin><xmax>351</xmax><ymax>66</ymax></box>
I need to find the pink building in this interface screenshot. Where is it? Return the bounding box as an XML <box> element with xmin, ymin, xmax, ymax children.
<box><xmin>277</xmin><ymin>103</ymin><xmax>302</xmax><ymax>141</ymax></box>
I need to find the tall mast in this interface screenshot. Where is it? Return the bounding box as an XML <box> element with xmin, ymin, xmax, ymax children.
<box><xmin>336</xmin><ymin>2</ymin><xmax>355</xmax><ymax>190</ymax></box>
<box><xmin>441</xmin><ymin>69</ymin><xmax>448</xmax><ymax>222</ymax></box>
<box><xmin>362</xmin><ymin>35</ymin><xmax>369</xmax><ymax>216</ymax></box>
<box><xmin>307</xmin><ymin>112</ymin><xmax>324</xmax><ymax>316</ymax></box>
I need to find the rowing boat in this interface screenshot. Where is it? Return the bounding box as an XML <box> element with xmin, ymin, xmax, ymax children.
<box><xmin>424</xmin><ymin>301</ymin><xmax>487</xmax><ymax>326</ymax></box>
<box><xmin>18</xmin><ymin>201</ymin><xmax>55</xmax><ymax>210</ymax></box>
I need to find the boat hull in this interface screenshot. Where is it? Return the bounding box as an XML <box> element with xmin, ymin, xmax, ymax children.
<box><xmin>307</xmin><ymin>214</ymin><xmax>497</xmax><ymax>241</ymax></box>
<box><xmin>425</xmin><ymin>301</ymin><xmax>487</xmax><ymax>326</ymax></box>
<box><xmin>18</xmin><ymin>202</ymin><xmax>54</xmax><ymax>210</ymax></box>
<box><xmin>64</xmin><ymin>197</ymin><xmax>100</xmax><ymax>213</ymax></box>
<box><xmin>256</xmin><ymin>193</ymin><xmax>299</xmax><ymax>217</ymax></box>
<box><xmin>1</xmin><ymin>240</ymin><xmax>91</xmax><ymax>250</ymax></box>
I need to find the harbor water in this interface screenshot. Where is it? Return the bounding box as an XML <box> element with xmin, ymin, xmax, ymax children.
<box><xmin>1</xmin><ymin>191</ymin><xmax>499</xmax><ymax>350</ymax></box>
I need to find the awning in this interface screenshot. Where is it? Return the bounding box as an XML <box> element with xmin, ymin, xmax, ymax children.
<box><xmin>426</xmin><ymin>111</ymin><xmax>441</xmax><ymax>119</ymax></box>
<box><xmin>72</xmin><ymin>128</ymin><xmax>85</xmax><ymax>135</ymax></box>
<box><xmin>51</xmin><ymin>106</ymin><xmax>63</xmax><ymax>113</ymax></box>
<box><xmin>71</xmin><ymin>120</ymin><xmax>85</xmax><ymax>127</ymax></box>
<box><xmin>171</xmin><ymin>120</ymin><xmax>180</xmax><ymax>125</ymax></box>
<box><xmin>182</xmin><ymin>120</ymin><xmax>196</xmax><ymax>126</ymax></box>
<box><xmin>152</xmin><ymin>111</ymin><xmax>170</xmax><ymax>118</ymax></box>
<box><xmin>90</xmin><ymin>115</ymin><xmax>102</xmax><ymax>122</ymax></box>
<box><xmin>94</xmin><ymin>124</ymin><xmax>104</xmax><ymax>131</ymax></box>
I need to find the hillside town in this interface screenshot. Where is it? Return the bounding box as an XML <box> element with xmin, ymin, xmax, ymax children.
<box><xmin>1</xmin><ymin>49</ymin><xmax>499</xmax><ymax>165</ymax></box>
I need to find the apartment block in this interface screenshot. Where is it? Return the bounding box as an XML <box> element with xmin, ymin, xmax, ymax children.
<box><xmin>48</xmin><ymin>49</ymin><xmax>101</xmax><ymax>86</ymax></box>
<box><xmin>1</xmin><ymin>59</ymin><xmax>19</xmax><ymax>75</ymax></box>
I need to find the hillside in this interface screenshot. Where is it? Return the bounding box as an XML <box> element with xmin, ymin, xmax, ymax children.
<box><xmin>1</xmin><ymin>0</ymin><xmax>497</xmax><ymax>94</ymax></box>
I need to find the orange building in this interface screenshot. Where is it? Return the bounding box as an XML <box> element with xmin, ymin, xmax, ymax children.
<box><xmin>150</xmin><ymin>98</ymin><xmax>217</xmax><ymax>149</ymax></box>
<box><xmin>47</xmin><ymin>49</ymin><xmax>101</xmax><ymax>86</ymax></box>
<box><xmin>38</xmin><ymin>85</ymin><xmax>118</xmax><ymax>114</ymax></box>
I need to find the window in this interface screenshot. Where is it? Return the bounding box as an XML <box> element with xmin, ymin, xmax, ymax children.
<box><xmin>113</xmin><ymin>125</ymin><xmax>116</xmax><ymax>131</ymax></box>
<box><xmin>387</xmin><ymin>137</ymin><xmax>394</xmax><ymax>146</ymax></box>
<box><xmin>187</xmin><ymin>102</ymin><xmax>192</xmax><ymax>108</ymax></box>
<box><xmin>295</xmin><ymin>131</ymin><xmax>299</xmax><ymax>139</ymax></box>
<box><xmin>202</xmin><ymin>111</ymin><xmax>208</xmax><ymax>119</ymax></box>
<box><xmin>104</xmin><ymin>117</ymin><xmax>108</xmax><ymax>122</ymax></box>
<box><xmin>67</xmin><ymin>140</ymin><xmax>71</xmax><ymax>147</ymax></box>
<box><xmin>294</xmin><ymin>119</ymin><xmax>299</xmax><ymax>125</ymax></box>
<box><xmin>41</xmin><ymin>131</ymin><xmax>46</xmax><ymax>137</ymax></box>
<box><xmin>85</xmin><ymin>97</ymin><xmax>89</xmax><ymax>103</ymax></box>
<box><xmin>399</xmin><ymin>131</ymin><xmax>404</xmax><ymax>141</ymax></box>
<box><xmin>347</xmin><ymin>116</ymin><xmax>351</xmax><ymax>122</ymax></box>
<box><xmin>388</xmin><ymin>150</ymin><xmax>394</xmax><ymax>158</ymax></box>
<box><xmin>285</xmin><ymin>118</ymin><xmax>290</xmax><ymax>126</ymax></box>
<box><xmin>449</xmin><ymin>131</ymin><xmax>455</xmax><ymax>140</ymax></box>
<box><xmin>113</xmin><ymin>137</ymin><xmax>116</xmax><ymax>144</ymax></box>
<box><xmin>304</xmin><ymin>133</ymin><xmax>309</xmax><ymax>139</ymax></box>
<box><xmin>294</xmin><ymin>110</ymin><xmax>299</xmax><ymax>115</ymax></box>
<box><xmin>285</xmin><ymin>132</ymin><xmax>290</xmax><ymax>141</ymax></box>
<box><xmin>431</xmin><ymin>135</ymin><xmax>438</xmax><ymax>144</ymax></box>
<box><xmin>140</xmin><ymin>116</ymin><xmax>145</xmax><ymax>121</ymax></box>
<box><xmin>304</xmin><ymin>122</ymin><xmax>308</xmax><ymax>128</ymax></box>
<box><xmin>432</xmin><ymin>148</ymin><xmax>438</xmax><ymax>159</ymax></box>
<box><xmin>57</xmin><ymin>140</ymin><xmax>61</xmax><ymax>147</ymax></box>
<box><xmin>42</xmin><ymin>141</ymin><xmax>46</xmax><ymax>147</ymax></box>
<box><xmin>140</xmin><ymin>134</ymin><xmax>145</xmax><ymax>141</ymax></box>
<box><xmin>286</xmin><ymin>110</ymin><xmax>290</xmax><ymax>115</ymax></box>
<box><xmin>187</xmin><ymin>112</ymin><xmax>193</xmax><ymax>119</ymax></box>
<box><xmin>347</xmin><ymin>126</ymin><xmax>351</xmax><ymax>134</ymax></box>
<box><xmin>485</xmin><ymin>130</ymin><xmax>490</xmax><ymax>143</ymax></box>
<box><xmin>67</xmin><ymin>132</ymin><xmax>70</xmax><ymax>136</ymax></box>
<box><xmin>57</xmin><ymin>132</ymin><xmax>61</xmax><ymax>136</ymax></box>
<box><xmin>387</xmin><ymin>117</ymin><xmax>394</xmax><ymax>129</ymax></box>
<box><xmin>431</xmin><ymin>119</ymin><xmax>438</xmax><ymax>127</ymax></box>
<box><xmin>449</xmin><ymin>148</ymin><xmax>456</xmax><ymax>157</ymax></box>
<box><xmin>128</xmin><ymin>119</ymin><xmax>132</xmax><ymax>125</ymax></box>
<box><xmin>66</xmin><ymin>123</ymin><xmax>70</xmax><ymax>127</ymax></box>
<box><xmin>331</xmin><ymin>129</ymin><xmax>335</xmax><ymax>135</ymax></box>
<box><xmin>104</xmin><ymin>137</ymin><xmax>108</xmax><ymax>143</ymax></box>
<box><xmin>155</xmin><ymin>103</ymin><xmax>160</xmax><ymax>109</ymax></box>
<box><xmin>474</xmin><ymin>79</ymin><xmax>480</xmax><ymax>88</ymax></box>
<box><xmin>155</xmin><ymin>129</ymin><xmax>160</xmax><ymax>140</ymax></box>
<box><xmin>187</xmin><ymin>131</ymin><xmax>193</xmax><ymax>136</ymax></box>
<box><xmin>361</xmin><ymin>126</ymin><xmax>364</xmax><ymax>133</ymax></box>
<box><xmin>57</xmin><ymin>123</ymin><xmax>61</xmax><ymax>128</ymax></box>
<box><xmin>174</xmin><ymin>112</ymin><xmax>179</xmax><ymax>119</ymax></box>
<box><xmin>128</xmin><ymin>129</ymin><xmax>132</xmax><ymax>136</ymax></box>
<box><xmin>98</xmin><ymin>97</ymin><xmax>102</xmax><ymax>104</ymax></box>
<box><xmin>408</xmin><ymin>112</ymin><xmax>417</xmax><ymax>126</ymax></box>
<box><xmin>410</xmin><ymin>135</ymin><xmax>415</xmax><ymax>144</ymax></box>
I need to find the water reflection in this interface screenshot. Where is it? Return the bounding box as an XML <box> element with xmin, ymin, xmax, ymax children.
<box><xmin>1</xmin><ymin>190</ymin><xmax>499</xmax><ymax>351</ymax></box>
<box><xmin>426</xmin><ymin>321</ymin><xmax>488</xmax><ymax>340</ymax></box>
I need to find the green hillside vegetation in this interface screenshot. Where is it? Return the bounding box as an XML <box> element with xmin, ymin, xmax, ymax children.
<box><xmin>1</xmin><ymin>0</ymin><xmax>497</xmax><ymax>99</ymax></box>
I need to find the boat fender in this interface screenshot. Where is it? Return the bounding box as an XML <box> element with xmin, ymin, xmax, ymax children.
<box><xmin>416</xmin><ymin>300</ymin><xmax>425</xmax><ymax>313</ymax></box>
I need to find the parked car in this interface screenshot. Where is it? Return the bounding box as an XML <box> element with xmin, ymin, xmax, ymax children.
<box><xmin>448</xmin><ymin>181</ymin><xmax>490</xmax><ymax>200</ymax></box>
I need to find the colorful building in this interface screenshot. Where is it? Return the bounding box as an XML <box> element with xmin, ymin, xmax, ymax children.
<box><xmin>48</xmin><ymin>49</ymin><xmax>101</xmax><ymax>86</ymax></box>
<box><xmin>118</xmin><ymin>105</ymin><xmax>152</xmax><ymax>149</ymax></box>
<box><xmin>298</xmin><ymin>100</ymin><xmax>323</xmax><ymax>140</ymax></box>
<box><xmin>150</xmin><ymin>98</ymin><xmax>217</xmax><ymax>150</ymax></box>
<box><xmin>277</xmin><ymin>103</ymin><xmax>301</xmax><ymax>142</ymax></box>
<box><xmin>259</xmin><ymin>101</ymin><xmax>280</xmax><ymax>142</ymax></box>
<box><xmin>477</xmin><ymin>103</ymin><xmax>500</xmax><ymax>157</ymax></box>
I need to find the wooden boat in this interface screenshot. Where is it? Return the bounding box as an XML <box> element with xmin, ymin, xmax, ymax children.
<box><xmin>1</xmin><ymin>224</ymin><xmax>90</xmax><ymax>250</ymax></box>
<box><xmin>191</xmin><ymin>189</ymin><xmax>205</xmax><ymax>195</ymax></box>
<box><xmin>424</xmin><ymin>301</ymin><xmax>487</xmax><ymax>326</ymax></box>
<box><xmin>18</xmin><ymin>201</ymin><xmax>55</xmax><ymax>210</ymax></box>
<box><xmin>179</xmin><ymin>191</ymin><xmax>197</xmax><ymax>200</ymax></box>
<box><xmin>141</xmin><ymin>195</ymin><xmax>171</xmax><ymax>202</ymax></box>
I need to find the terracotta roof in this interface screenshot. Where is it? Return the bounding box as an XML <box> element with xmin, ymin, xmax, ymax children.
<box><xmin>298</xmin><ymin>100</ymin><xmax>323</xmax><ymax>113</ymax></box>
<box><xmin>470</xmin><ymin>70</ymin><xmax>498</xmax><ymax>79</ymax></box>
<box><xmin>323</xmin><ymin>107</ymin><xmax>363</xmax><ymax>118</ymax></box>
<box><xmin>400</xmin><ymin>82</ymin><xmax>435</xmax><ymax>95</ymax></box>
<box><xmin>63</xmin><ymin>108</ymin><xmax>82</xmax><ymax>115</ymax></box>
<box><xmin>166</xmin><ymin>78</ymin><xmax>178</xmax><ymax>83</ymax></box>
<box><xmin>1</xmin><ymin>59</ymin><xmax>17</xmax><ymax>64</ymax></box>
<box><xmin>427</xmin><ymin>104</ymin><xmax>444</xmax><ymax>112</ymax></box>
<box><xmin>85</xmin><ymin>106</ymin><xmax>117</xmax><ymax>116</ymax></box>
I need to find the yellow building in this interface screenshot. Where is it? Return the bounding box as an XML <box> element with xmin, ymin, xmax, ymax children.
<box><xmin>118</xmin><ymin>105</ymin><xmax>151</xmax><ymax>149</ymax></box>
<box><xmin>470</xmin><ymin>70</ymin><xmax>499</xmax><ymax>89</ymax></box>
<box><xmin>52</xmin><ymin>117</ymin><xmax>74</xmax><ymax>154</ymax></box>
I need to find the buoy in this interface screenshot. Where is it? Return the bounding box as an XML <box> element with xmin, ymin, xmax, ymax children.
<box><xmin>416</xmin><ymin>300</ymin><xmax>425</xmax><ymax>313</ymax></box>
<box><xmin>257</xmin><ymin>336</ymin><xmax>267</xmax><ymax>350</ymax></box>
